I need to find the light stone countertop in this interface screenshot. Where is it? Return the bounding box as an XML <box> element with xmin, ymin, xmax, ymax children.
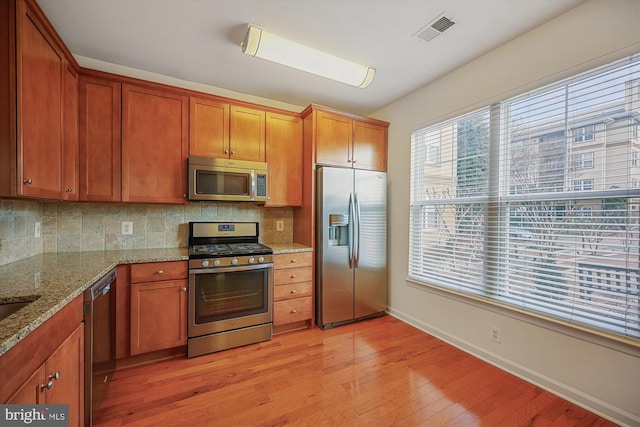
<box><xmin>0</xmin><ymin>243</ymin><xmax>311</xmax><ymax>357</ymax></box>
<box><xmin>0</xmin><ymin>248</ymin><xmax>188</xmax><ymax>357</ymax></box>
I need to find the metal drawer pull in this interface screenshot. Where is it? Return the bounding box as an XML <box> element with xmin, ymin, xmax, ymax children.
<box><xmin>291</xmin><ymin>289</ymin><xmax>297</xmax><ymax>294</ymax></box>
<box><xmin>41</xmin><ymin>380</ymin><xmax>54</xmax><ymax>390</ymax></box>
<box><xmin>23</xmin><ymin>179</ymin><xmax>32</xmax><ymax>184</ymax></box>
<box><xmin>290</xmin><ymin>309</ymin><xmax>297</xmax><ymax>314</ymax></box>
<box><xmin>290</xmin><ymin>259</ymin><xmax>296</xmax><ymax>263</ymax></box>
<box><xmin>49</xmin><ymin>371</ymin><xmax>60</xmax><ymax>381</ymax></box>
<box><xmin>157</xmin><ymin>270</ymin><xmax>164</xmax><ymax>274</ymax></box>
<box><xmin>181</xmin><ymin>287</ymin><xmax>187</xmax><ymax>292</ymax></box>
<box><xmin>291</xmin><ymin>274</ymin><xmax>296</xmax><ymax>279</ymax></box>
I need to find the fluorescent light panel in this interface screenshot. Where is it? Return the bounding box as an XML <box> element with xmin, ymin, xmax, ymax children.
<box><xmin>241</xmin><ymin>24</ymin><xmax>374</xmax><ymax>89</ymax></box>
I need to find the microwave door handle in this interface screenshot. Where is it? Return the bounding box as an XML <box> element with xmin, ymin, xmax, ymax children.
<box><xmin>249</xmin><ymin>169</ymin><xmax>256</xmax><ymax>201</ymax></box>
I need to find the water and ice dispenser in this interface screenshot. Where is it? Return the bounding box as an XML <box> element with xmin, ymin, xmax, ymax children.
<box><xmin>328</xmin><ymin>214</ymin><xmax>349</xmax><ymax>246</ymax></box>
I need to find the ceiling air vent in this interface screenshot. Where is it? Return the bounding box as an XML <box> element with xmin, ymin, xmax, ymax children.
<box><xmin>416</xmin><ymin>15</ymin><xmax>455</xmax><ymax>43</ymax></box>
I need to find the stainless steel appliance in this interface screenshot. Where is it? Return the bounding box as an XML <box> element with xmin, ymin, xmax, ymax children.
<box><xmin>188</xmin><ymin>156</ymin><xmax>268</xmax><ymax>202</ymax></box>
<box><xmin>83</xmin><ymin>268</ymin><xmax>116</xmax><ymax>427</ymax></box>
<box><xmin>316</xmin><ymin>166</ymin><xmax>387</xmax><ymax>329</ymax></box>
<box><xmin>188</xmin><ymin>222</ymin><xmax>273</xmax><ymax>357</ymax></box>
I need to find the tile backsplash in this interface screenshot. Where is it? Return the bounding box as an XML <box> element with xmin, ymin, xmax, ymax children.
<box><xmin>0</xmin><ymin>199</ymin><xmax>293</xmax><ymax>266</ymax></box>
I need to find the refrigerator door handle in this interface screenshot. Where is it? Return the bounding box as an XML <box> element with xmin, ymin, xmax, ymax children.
<box><xmin>348</xmin><ymin>192</ymin><xmax>355</xmax><ymax>268</ymax></box>
<box><xmin>354</xmin><ymin>193</ymin><xmax>361</xmax><ymax>268</ymax></box>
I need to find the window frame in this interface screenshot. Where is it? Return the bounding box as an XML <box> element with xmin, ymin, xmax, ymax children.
<box><xmin>409</xmin><ymin>53</ymin><xmax>640</xmax><ymax>346</ymax></box>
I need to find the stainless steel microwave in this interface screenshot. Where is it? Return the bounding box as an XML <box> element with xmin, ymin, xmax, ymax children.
<box><xmin>188</xmin><ymin>156</ymin><xmax>268</xmax><ymax>202</ymax></box>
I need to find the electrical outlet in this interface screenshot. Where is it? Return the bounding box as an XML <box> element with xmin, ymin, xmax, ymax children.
<box><xmin>121</xmin><ymin>221</ymin><xmax>133</xmax><ymax>235</ymax></box>
<box><xmin>490</xmin><ymin>326</ymin><xmax>502</xmax><ymax>344</ymax></box>
<box><xmin>276</xmin><ymin>220</ymin><xmax>284</xmax><ymax>232</ymax></box>
<box><xmin>34</xmin><ymin>221</ymin><xmax>41</xmax><ymax>238</ymax></box>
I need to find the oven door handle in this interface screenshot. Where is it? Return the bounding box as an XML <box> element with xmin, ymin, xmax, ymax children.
<box><xmin>189</xmin><ymin>262</ymin><xmax>273</xmax><ymax>275</ymax></box>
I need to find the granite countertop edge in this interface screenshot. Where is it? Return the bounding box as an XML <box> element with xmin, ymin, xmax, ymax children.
<box><xmin>0</xmin><ymin>243</ymin><xmax>311</xmax><ymax>357</ymax></box>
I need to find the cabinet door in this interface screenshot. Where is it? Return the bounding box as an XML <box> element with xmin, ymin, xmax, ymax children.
<box><xmin>61</xmin><ymin>61</ymin><xmax>78</xmax><ymax>200</ymax></box>
<box><xmin>6</xmin><ymin>365</ymin><xmax>45</xmax><ymax>404</ymax></box>
<box><xmin>45</xmin><ymin>324</ymin><xmax>84</xmax><ymax>427</ymax></box>
<box><xmin>314</xmin><ymin>110</ymin><xmax>352</xmax><ymax>168</ymax></box>
<box><xmin>189</xmin><ymin>96</ymin><xmax>230</xmax><ymax>158</ymax></box>
<box><xmin>16</xmin><ymin>0</ymin><xmax>63</xmax><ymax>198</ymax></box>
<box><xmin>352</xmin><ymin>120</ymin><xmax>387</xmax><ymax>172</ymax></box>
<box><xmin>78</xmin><ymin>75</ymin><xmax>121</xmax><ymax>201</ymax></box>
<box><xmin>122</xmin><ymin>83</ymin><xmax>188</xmax><ymax>204</ymax></box>
<box><xmin>130</xmin><ymin>279</ymin><xmax>188</xmax><ymax>355</ymax></box>
<box><xmin>230</xmin><ymin>105</ymin><xmax>266</xmax><ymax>161</ymax></box>
<box><xmin>265</xmin><ymin>112</ymin><xmax>302</xmax><ymax>206</ymax></box>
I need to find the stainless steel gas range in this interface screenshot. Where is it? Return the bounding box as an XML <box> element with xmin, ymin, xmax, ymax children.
<box><xmin>187</xmin><ymin>222</ymin><xmax>273</xmax><ymax>358</ymax></box>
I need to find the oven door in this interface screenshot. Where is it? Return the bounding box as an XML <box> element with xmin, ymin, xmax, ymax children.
<box><xmin>188</xmin><ymin>263</ymin><xmax>273</xmax><ymax>337</ymax></box>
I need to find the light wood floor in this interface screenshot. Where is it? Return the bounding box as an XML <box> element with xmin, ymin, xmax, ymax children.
<box><xmin>94</xmin><ymin>316</ymin><xmax>617</xmax><ymax>426</ymax></box>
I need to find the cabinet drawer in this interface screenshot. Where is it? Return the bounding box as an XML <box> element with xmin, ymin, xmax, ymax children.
<box><xmin>130</xmin><ymin>261</ymin><xmax>188</xmax><ymax>283</ymax></box>
<box><xmin>273</xmin><ymin>252</ymin><xmax>312</xmax><ymax>269</ymax></box>
<box><xmin>274</xmin><ymin>266</ymin><xmax>312</xmax><ymax>285</ymax></box>
<box><xmin>273</xmin><ymin>297</ymin><xmax>312</xmax><ymax>326</ymax></box>
<box><xmin>274</xmin><ymin>281</ymin><xmax>312</xmax><ymax>301</ymax></box>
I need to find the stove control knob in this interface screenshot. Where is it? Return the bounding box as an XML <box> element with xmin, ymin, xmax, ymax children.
<box><xmin>248</xmin><ymin>257</ymin><xmax>255</xmax><ymax>264</ymax></box>
<box><xmin>258</xmin><ymin>256</ymin><xmax>265</xmax><ymax>263</ymax></box>
<box><xmin>201</xmin><ymin>259</ymin><xmax>210</xmax><ymax>267</ymax></box>
<box><xmin>213</xmin><ymin>259</ymin><xmax>221</xmax><ymax>266</ymax></box>
<box><xmin>231</xmin><ymin>258</ymin><xmax>238</xmax><ymax>265</ymax></box>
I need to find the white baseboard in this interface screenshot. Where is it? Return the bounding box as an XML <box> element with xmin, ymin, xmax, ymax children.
<box><xmin>387</xmin><ymin>307</ymin><xmax>638</xmax><ymax>427</ymax></box>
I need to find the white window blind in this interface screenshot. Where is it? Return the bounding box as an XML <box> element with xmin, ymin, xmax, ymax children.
<box><xmin>410</xmin><ymin>53</ymin><xmax>640</xmax><ymax>340</ymax></box>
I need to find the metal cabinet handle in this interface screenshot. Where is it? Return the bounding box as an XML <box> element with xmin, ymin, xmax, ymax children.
<box><xmin>181</xmin><ymin>287</ymin><xmax>187</xmax><ymax>292</ymax></box>
<box><xmin>224</xmin><ymin>149</ymin><xmax>229</xmax><ymax>154</ymax></box>
<box><xmin>183</xmin><ymin>193</ymin><xmax>187</xmax><ymax>198</ymax></box>
<box><xmin>291</xmin><ymin>274</ymin><xmax>296</xmax><ymax>279</ymax></box>
<box><xmin>352</xmin><ymin>159</ymin><xmax>357</xmax><ymax>163</ymax></box>
<box><xmin>290</xmin><ymin>259</ymin><xmax>296</xmax><ymax>263</ymax></box>
<box><xmin>290</xmin><ymin>309</ymin><xmax>297</xmax><ymax>314</ymax></box>
<box><xmin>23</xmin><ymin>179</ymin><xmax>32</xmax><ymax>184</ymax></box>
<box><xmin>157</xmin><ymin>270</ymin><xmax>164</xmax><ymax>274</ymax></box>
<box><xmin>41</xmin><ymin>380</ymin><xmax>54</xmax><ymax>390</ymax></box>
<box><xmin>49</xmin><ymin>371</ymin><xmax>60</xmax><ymax>381</ymax></box>
<box><xmin>291</xmin><ymin>289</ymin><xmax>297</xmax><ymax>294</ymax></box>
<box><xmin>231</xmin><ymin>150</ymin><xmax>235</xmax><ymax>155</ymax></box>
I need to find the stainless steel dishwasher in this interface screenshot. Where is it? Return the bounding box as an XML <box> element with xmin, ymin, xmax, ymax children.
<box><xmin>83</xmin><ymin>268</ymin><xmax>116</xmax><ymax>427</ymax></box>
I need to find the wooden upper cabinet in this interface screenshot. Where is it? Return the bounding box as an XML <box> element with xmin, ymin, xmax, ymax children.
<box><xmin>189</xmin><ymin>96</ymin><xmax>266</xmax><ymax>162</ymax></box>
<box><xmin>314</xmin><ymin>110</ymin><xmax>353</xmax><ymax>168</ymax></box>
<box><xmin>189</xmin><ymin>96</ymin><xmax>229</xmax><ymax>158</ymax></box>
<box><xmin>265</xmin><ymin>112</ymin><xmax>303</xmax><ymax>207</ymax></box>
<box><xmin>229</xmin><ymin>105</ymin><xmax>266</xmax><ymax>162</ymax></box>
<box><xmin>61</xmin><ymin>61</ymin><xmax>78</xmax><ymax>200</ymax></box>
<box><xmin>16</xmin><ymin>0</ymin><xmax>64</xmax><ymax>198</ymax></box>
<box><xmin>121</xmin><ymin>83</ymin><xmax>188</xmax><ymax>204</ymax></box>
<box><xmin>352</xmin><ymin>120</ymin><xmax>387</xmax><ymax>172</ymax></box>
<box><xmin>0</xmin><ymin>0</ymin><xmax>79</xmax><ymax>200</ymax></box>
<box><xmin>78</xmin><ymin>75</ymin><xmax>121</xmax><ymax>201</ymax></box>
<box><xmin>306</xmin><ymin>105</ymin><xmax>389</xmax><ymax>172</ymax></box>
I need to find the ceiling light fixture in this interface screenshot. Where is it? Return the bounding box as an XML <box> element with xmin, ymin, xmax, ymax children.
<box><xmin>241</xmin><ymin>24</ymin><xmax>375</xmax><ymax>89</ymax></box>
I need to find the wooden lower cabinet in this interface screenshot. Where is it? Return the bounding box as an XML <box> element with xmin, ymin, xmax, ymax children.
<box><xmin>273</xmin><ymin>251</ymin><xmax>313</xmax><ymax>333</ymax></box>
<box><xmin>7</xmin><ymin>324</ymin><xmax>84</xmax><ymax>427</ymax></box>
<box><xmin>129</xmin><ymin>261</ymin><xmax>188</xmax><ymax>355</ymax></box>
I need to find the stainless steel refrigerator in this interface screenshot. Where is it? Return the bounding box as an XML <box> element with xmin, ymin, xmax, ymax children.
<box><xmin>316</xmin><ymin>166</ymin><xmax>387</xmax><ymax>329</ymax></box>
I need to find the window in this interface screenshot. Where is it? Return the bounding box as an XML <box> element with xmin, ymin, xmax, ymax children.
<box><xmin>572</xmin><ymin>179</ymin><xmax>593</xmax><ymax>191</ymax></box>
<box><xmin>410</xmin><ymin>54</ymin><xmax>640</xmax><ymax>341</ymax></box>
<box><xmin>632</xmin><ymin>151</ymin><xmax>639</xmax><ymax>168</ymax></box>
<box><xmin>573</xmin><ymin>124</ymin><xmax>595</xmax><ymax>143</ymax></box>
<box><xmin>573</xmin><ymin>152</ymin><xmax>594</xmax><ymax>169</ymax></box>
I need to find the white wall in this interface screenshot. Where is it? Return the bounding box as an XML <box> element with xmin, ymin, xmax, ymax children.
<box><xmin>373</xmin><ymin>0</ymin><xmax>640</xmax><ymax>425</ymax></box>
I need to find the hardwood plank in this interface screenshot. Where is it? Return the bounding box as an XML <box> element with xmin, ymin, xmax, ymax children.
<box><xmin>94</xmin><ymin>316</ymin><xmax>618</xmax><ymax>427</ymax></box>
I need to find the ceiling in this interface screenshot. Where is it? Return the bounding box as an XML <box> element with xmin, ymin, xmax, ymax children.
<box><xmin>36</xmin><ymin>0</ymin><xmax>584</xmax><ymax>116</ymax></box>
